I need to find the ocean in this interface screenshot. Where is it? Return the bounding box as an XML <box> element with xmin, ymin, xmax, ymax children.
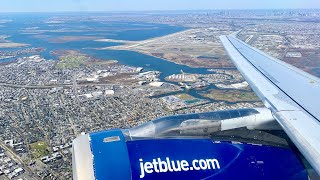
<box><xmin>0</xmin><ymin>13</ymin><xmax>222</xmax><ymax>101</ymax></box>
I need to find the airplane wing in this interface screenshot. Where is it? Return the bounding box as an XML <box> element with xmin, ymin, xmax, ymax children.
<box><xmin>72</xmin><ymin>34</ymin><xmax>317</xmax><ymax>179</ymax></box>
<box><xmin>220</xmin><ymin>34</ymin><xmax>320</xmax><ymax>175</ymax></box>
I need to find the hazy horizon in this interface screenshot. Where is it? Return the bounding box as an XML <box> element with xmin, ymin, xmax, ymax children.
<box><xmin>0</xmin><ymin>9</ymin><xmax>319</xmax><ymax>15</ymax></box>
<box><xmin>0</xmin><ymin>0</ymin><xmax>319</xmax><ymax>13</ymax></box>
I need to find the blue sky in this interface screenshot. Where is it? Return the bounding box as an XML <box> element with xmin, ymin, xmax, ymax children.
<box><xmin>0</xmin><ymin>0</ymin><xmax>319</xmax><ymax>12</ymax></box>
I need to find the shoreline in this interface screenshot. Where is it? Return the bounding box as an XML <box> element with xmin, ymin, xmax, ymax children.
<box><xmin>97</xmin><ymin>28</ymin><xmax>235</xmax><ymax>69</ymax></box>
<box><xmin>102</xmin><ymin>48</ymin><xmax>235</xmax><ymax>69</ymax></box>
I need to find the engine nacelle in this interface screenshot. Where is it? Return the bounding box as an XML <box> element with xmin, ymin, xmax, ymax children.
<box><xmin>72</xmin><ymin>108</ymin><xmax>307</xmax><ymax>180</ymax></box>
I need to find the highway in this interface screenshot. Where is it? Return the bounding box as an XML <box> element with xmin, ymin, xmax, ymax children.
<box><xmin>0</xmin><ymin>141</ymin><xmax>41</xmax><ymax>180</ymax></box>
<box><xmin>0</xmin><ymin>82</ymin><xmax>118</xmax><ymax>89</ymax></box>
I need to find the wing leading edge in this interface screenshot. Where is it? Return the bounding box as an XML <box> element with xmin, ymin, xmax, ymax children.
<box><xmin>220</xmin><ymin>35</ymin><xmax>320</xmax><ymax>175</ymax></box>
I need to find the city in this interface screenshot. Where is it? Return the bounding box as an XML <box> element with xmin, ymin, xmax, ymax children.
<box><xmin>0</xmin><ymin>8</ymin><xmax>320</xmax><ymax>180</ymax></box>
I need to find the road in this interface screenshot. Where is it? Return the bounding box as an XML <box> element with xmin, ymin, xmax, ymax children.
<box><xmin>0</xmin><ymin>82</ymin><xmax>118</xmax><ymax>89</ymax></box>
<box><xmin>0</xmin><ymin>141</ymin><xmax>40</xmax><ymax>180</ymax></box>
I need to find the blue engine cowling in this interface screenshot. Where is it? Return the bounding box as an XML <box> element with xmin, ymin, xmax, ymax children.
<box><xmin>87</xmin><ymin>130</ymin><xmax>307</xmax><ymax>180</ymax></box>
<box><xmin>72</xmin><ymin>109</ymin><xmax>308</xmax><ymax>180</ymax></box>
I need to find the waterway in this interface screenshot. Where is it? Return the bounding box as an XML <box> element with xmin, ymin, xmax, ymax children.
<box><xmin>0</xmin><ymin>13</ymin><xmax>227</xmax><ymax>101</ymax></box>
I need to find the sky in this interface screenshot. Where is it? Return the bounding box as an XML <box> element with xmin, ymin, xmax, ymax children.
<box><xmin>0</xmin><ymin>0</ymin><xmax>319</xmax><ymax>12</ymax></box>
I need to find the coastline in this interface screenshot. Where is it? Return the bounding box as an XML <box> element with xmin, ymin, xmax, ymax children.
<box><xmin>97</xmin><ymin>28</ymin><xmax>235</xmax><ymax>69</ymax></box>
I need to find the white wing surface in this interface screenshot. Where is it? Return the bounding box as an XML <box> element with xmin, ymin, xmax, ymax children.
<box><xmin>220</xmin><ymin>35</ymin><xmax>320</xmax><ymax>174</ymax></box>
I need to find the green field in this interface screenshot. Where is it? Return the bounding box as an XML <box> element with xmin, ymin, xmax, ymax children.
<box><xmin>29</xmin><ymin>141</ymin><xmax>49</xmax><ymax>159</ymax></box>
<box><xmin>184</xmin><ymin>99</ymin><xmax>201</xmax><ymax>104</ymax></box>
<box><xmin>56</xmin><ymin>55</ymin><xmax>88</xmax><ymax>69</ymax></box>
<box><xmin>175</xmin><ymin>93</ymin><xmax>204</xmax><ymax>105</ymax></box>
<box><xmin>55</xmin><ymin>52</ymin><xmax>117</xmax><ymax>69</ymax></box>
<box><xmin>175</xmin><ymin>93</ymin><xmax>195</xmax><ymax>101</ymax></box>
<box><xmin>202</xmin><ymin>90</ymin><xmax>259</xmax><ymax>102</ymax></box>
